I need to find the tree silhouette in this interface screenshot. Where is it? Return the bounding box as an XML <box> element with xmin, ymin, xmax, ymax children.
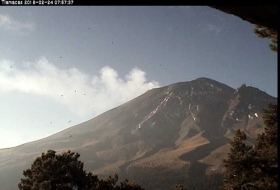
<box><xmin>252</xmin><ymin>103</ymin><xmax>278</xmax><ymax>189</ymax></box>
<box><xmin>222</xmin><ymin>103</ymin><xmax>278</xmax><ymax>190</ymax></box>
<box><xmin>222</xmin><ymin>129</ymin><xmax>254</xmax><ymax>190</ymax></box>
<box><xmin>18</xmin><ymin>149</ymin><xmax>145</xmax><ymax>190</ymax></box>
<box><xmin>173</xmin><ymin>184</ymin><xmax>188</xmax><ymax>190</ymax></box>
<box><xmin>254</xmin><ymin>25</ymin><xmax>277</xmax><ymax>52</ymax></box>
<box><xmin>18</xmin><ymin>149</ymin><xmax>99</xmax><ymax>190</ymax></box>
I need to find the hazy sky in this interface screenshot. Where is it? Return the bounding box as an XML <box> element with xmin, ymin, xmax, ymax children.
<box><xmin>0</xmin><ymin>6</ymin><xmax>277</xmax><ymax>149</ymax></box>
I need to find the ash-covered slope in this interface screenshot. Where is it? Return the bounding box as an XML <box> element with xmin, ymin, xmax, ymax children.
<box><xmin>0</xmin><ymin>77</ymin><xmax>276</xmax><ymax>190</ymax></box>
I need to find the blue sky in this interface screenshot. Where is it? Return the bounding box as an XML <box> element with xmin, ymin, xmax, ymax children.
<box><xmin>0</xmin><ymin>6</ymin><xmax>277</xmax><ymax>148</ymax></box>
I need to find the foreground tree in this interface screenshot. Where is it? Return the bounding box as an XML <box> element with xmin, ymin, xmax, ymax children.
<box><xmin>254</xmin><ymin>25</ymin><xmax>277</xmax><ymax>52</ymax></box>
<box><xmin>173</xmin><ymin>184</ymin><xmax>188</xmax><ymax>190</ymax></box>
<box><xmin>97</xmin><ymin>174</ymin><xmax>145</xmax><ymax>190</ymax></box>
<box><xmin>222</xmin><ymin>103</ymin><xmax>277</xmax><ymax>190</ymax></box>
<box><xmin>222</xmin><ymin>129</ymin><xmax>254</xmax><ymax>189</ymax></box>
<box><xmin>115</xmin><ymin>178</ymin><xmax>145</xmax><ymax>190</ymax></box>
<box><xmin>18</xmin><ymin>150</ymin><xmax>144</xmax><ymax>190</ymax></box>
<box><xmin>18</xmin><ymin>150</ymin><xmax>99</xmax><ymax>190</ymax></box>
<box><xmin>252</xmin><ymin>103</ymin><xmax>277</xmax><ymax>189</ymax></box>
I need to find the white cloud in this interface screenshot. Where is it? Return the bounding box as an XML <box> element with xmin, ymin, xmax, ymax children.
<box><xmin>0</xmin><ymin>57</ymin><xmax>160</xmax><ymax>118</ymax></box>
<box><xmin>0</xmin><ymin>14</ymin><xmax>35</xmax><ymax>32</ymax></box>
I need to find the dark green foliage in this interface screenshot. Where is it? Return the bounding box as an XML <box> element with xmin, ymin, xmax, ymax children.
<box><xmin>115</xmin><ymin>178</ymin><xmax>145</xmax><ymax>190</ymax></box>
<box><xmin>97</xmin><ymin>174</ymin><xmax>145</xmax><ymax>190</ymax></box>
<box><xmin>254</xmin><ymin>25</ymin><xmax>277</xmax><ymax>52</ymax></box>
<box><xmin>222</xmin><ymin>103</ymin><xmax>278</xmax><ymax>190</ymax></box>
<box><xmin>18</xmin><ymin>150</ymin><xmax>99</xmax><ymax>190</ymax></box>
<box><xmin>18</xmin><ymin>150</ymin><xmax>144</xmax><ymax>190</ymax></box>
<box><xmin>222</xmin><ymin>130</ymin><xmax>254</xmax><ymax>189</ymax></box>
<box><xmin>252</xmin><ymin>103</ymin><xmax>277</xmax><ymax>190</ymax></box>
<box><xmin>173</xmin><ymin>184</ymin><xmax>188</xmax><ymax>190</ymax></box>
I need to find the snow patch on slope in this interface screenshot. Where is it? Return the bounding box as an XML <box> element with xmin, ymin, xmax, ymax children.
<box><xmin>190</xmin><ymin>86</ymin><xmax>194</xmax><ymax>96</ymax></box>
<box><xmin>248</xmin><ymin>104</ymin><xmax>253</xmax><ymax>110</ymax></box>
<box><xmin>224</xmin><ymin>128</ymin><xmax>231</xmax><ymax>136</ymax></box>
<box><xmin>137</xmin><ymin>94</ymin><xmax>172</xmax><ymax>129</ymax></box>
<box><xmin>191</xmin><ymin>113</ymin><xmax>196</xmax><ymax>121</ymax></box>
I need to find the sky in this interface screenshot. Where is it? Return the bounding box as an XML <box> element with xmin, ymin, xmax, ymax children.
<box><xmin>0</xmin><ymin>6</ymin><xmax>277</xmax><ymax>149</ymax></box>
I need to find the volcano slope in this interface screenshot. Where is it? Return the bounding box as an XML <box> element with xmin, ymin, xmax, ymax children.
<box><xmin>0</xmin><ymin>78</ymin><xmax>277</xmax><ymax>190</ymax></box>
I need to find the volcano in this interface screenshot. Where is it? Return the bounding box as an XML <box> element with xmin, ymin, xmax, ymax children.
<box><xmin>0</xmin><ymin>77</ymin><xmax>277</xmax><ymax>190</ymax></box>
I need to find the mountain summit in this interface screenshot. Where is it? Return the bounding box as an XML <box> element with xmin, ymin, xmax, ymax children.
<box><xmin>0</xmin><ymin>77</ymin><xmax>277</xmax><ymax>190</ymax></box>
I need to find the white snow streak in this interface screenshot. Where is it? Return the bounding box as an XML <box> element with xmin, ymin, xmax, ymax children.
<box><xmin>224</xmin><ymin>128</ymin><xmax>230</xmax><ymax>136</ymax></box>
<box><xmin>137</xmin><ymin>95</ymin><xmax>171</xmax><ymax>129</ymax></box>
<box><xmin>248</xmin><ymin>104</ymin><xmax>253</xmax><ymax>110</ymax></box>
<box><xmin>162</xmin><ymin>96</ymin><xmax>171</xmax><ymax>106</ymax></box>
<box><xmin>190</xmin><ymin>86</ymin><xmax>194</xmax><ymax>96</ymax></box>
<box><xmin>248</xmin><ymin>114</ymin><xmax>253</xmax><ymax>119</ymax></box>
<box><xmin>177</xmin><ymin>95</ymin><xmax>183</xmax><ymax>105</ymax></box>
<box><xmin>191</xmin><ymin>113</ymin><xmax>196</xmax><ymax>121</ymax></box>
